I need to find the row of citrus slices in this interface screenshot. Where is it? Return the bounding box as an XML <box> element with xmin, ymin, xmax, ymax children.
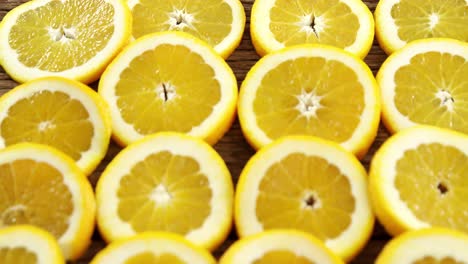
<box><xmin>0</xmin><ymin>0</ymin><xmax>468</xmax><ymax>263</ymax></box>
<box><xmin>0</xmin><ymin>0</ymin><xmax>467</xmax><ymax>161</ymax></box>
<box><xmin>0</xmin><ymin>34</ymin><xmax>467</xmax><ymax>176</ymax></box>
<box><xmin>2</xmin><ymin>126</ymin><xmax>468</xmax><ymax>263</ymax></box>
<box><xmin>4</xmin><ymin>224</ymin><xmax>468</xmax><ymax>264</ymax></box>
<box><xmin>1</xmin><ymin>0</ymin><xmax>467</xmax><ymax>84</ymax></box>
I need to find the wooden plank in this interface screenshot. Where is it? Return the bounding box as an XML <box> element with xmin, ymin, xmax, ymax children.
<box><xmin>0</xmin><ymin>0</ymin><xmax>392</xmax><ymax>263</ymax></box>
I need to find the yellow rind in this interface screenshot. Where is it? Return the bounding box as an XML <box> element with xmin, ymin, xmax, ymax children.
<box><xmin>90</xmin><ymin>232</ymin><xmax>216</xmax><ymax>264</ymax></box>
<box><xmin>375</xmin><ymin>228</ymin><xmax>468</xmax><ymax>264</ymax></box>
<box><xmin>0</xmin><ymin>225</ymin><xmax>65</xmax><ymax>264</ymax></box>
<box><xmin>219</xmin><ymin>229</ymin><xmax>344</xmax><ymax>264</ymax></box>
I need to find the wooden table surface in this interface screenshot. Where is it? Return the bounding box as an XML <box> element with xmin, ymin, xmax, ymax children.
<box><xmin>0</xmin><ymin>0</ymin><xmax>392</xmax><ymax>263</ymax></box>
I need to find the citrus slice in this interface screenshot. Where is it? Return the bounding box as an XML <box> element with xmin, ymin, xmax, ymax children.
<box><xmin>127</xmin><ymin>0</ymin><xmax>246</xmax><ymax>59</ymax></box>
<box><xmin>0</xmin><ymin>143</ymin><xmax>95</xmax><ymax>260</ymax></box>
<box><xmin>369</xmin><ymin>125</ymin><xmax>468</xmax><ymax>236</ymax></box>
<box><xmin>96</xmin><ymin>132</ymin><xmax>234</xmax><ymax>251</ymax></box>
<box><xmin>90</xmin><ymin>232</ymin><xmax>215</xmax><ymax>264</ymax></box>
<box><xmin>219</xmin><ymin>230</ymin><xmax>344</xmax><ymax>264</ymax></box>
<box><xmin>234</xmin><ymin>136</ymin><xmax>374</xmax><ymax>261</ymax></box>
<box><xmin>238</xmin><ymin>44</ymin><xmax>380</xmax><ymax>158</ymax></box>
<box><xmin>99</xmin><ymin>31</ymin><xmax>238</xmax><ymax>146</ymax></box>
<box><xmin>250</xmin><ymin>0</ymin><xmax>374</xmax><ymax>58</ymax></box>
<box><xmin>0</xmin><ymin>77</ymin><xmax>111</xmax><ymax>175</ymax></box>
<box><xmin>0</xmin><ymin>225</ymin><xmax>64</xmax><ymax>264</ymax></box>
<box><xmin>377</xmin><ymin>38</ymin><xmax>468</xmax><ymax>135</ymax></box>
<box><xmin>0</xmin><ymin>0</ymin><xmax>132</xmax><ymax>84</ymax></box>
<box><xmin>375</xmin><ymin>0</ymin><xmax>468</xmax><ymax>54</ymax></box>
<box><xmin>375</xmin><ymin>228</ymin><xmax>468</xmax><ymax>264</ymax></box>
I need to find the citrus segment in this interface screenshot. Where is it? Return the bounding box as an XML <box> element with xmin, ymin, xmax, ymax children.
<box><xmin>250</xmin><ymin>0</ymin><xmax>374</xmax><ymax>58</ymax></box>
<box><xmin>0</xmin><ymin>0</ymin><xmax>132</xmax><ymax>84</ymax></box>
<box><xmin>375</xmin><ymin>0</ymin><xmax>468</xmax><ymax>54</ymax></box>
<box><xmin>0</xmin><ymin>143</ymin><xmax>95</xmax><ymax>260</ymax></box>
<box><xmin>235</xmin><ymin>136</ymin><xmax>374</xmax><ymax>261</ymax></box>
<box><xmin>127</xmin><ymin>0</ymin><xmax>245</xmax><ymax>58</ymax></box>
<box><xmin>219</xmin><ymin>230</ymin><xmax>344</xmax><ymax>264</ymax></box>
<box><xmin>116</xmin><ymin>151</ymin><xmax>212</xmax><ymax>234</ymax></box>
<box><xmin>238</xmin><ymin>44</ymin><xmax>380</xmax><ymax>158</ymax></box>
<box><xmin>99</xmin><ymin>31</ymin><xmax>238</xmax><ymax>146</ymax></box>
<box><xmin>90</xmin><ymin>232</ymin><xmax>215</xmax><ymax>264</ymax></box>
<box><xmin>369</xmin><ymin>126</ymin><xmax>468</xmax><ymax>236</ymax></box>
<box><xmin>0</xmin><ymin>77</ymin><xmax>111</xmax><ymax>175</ymax></box>
<box><xmin>375</xmin><ymin>228</ymin><xmax>468</xmax><ymax>264</ymax></box>
<box><xmin>0</xmin><ymin>225</ymin><xmax>65</xmax><ymax>264</ymax></box>
<box><xmin>377</xmin><ymin>39</ymin><xmax>468</xmax><ymax>135</ymax></box>
<box><xmin>96</xmin><ymin>132</ymin><xmax>233</xmax><ymax>251</ymax></box>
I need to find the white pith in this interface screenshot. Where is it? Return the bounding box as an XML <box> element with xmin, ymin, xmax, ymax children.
<box><xmin>380</xmin><ymin>231</ymin><xmax>468</xmax><ymax>262</ymax></box>
<box><xmin>226</xmin><ymin>231</ymin><xmax>340</xmax><ymax>263</ymax></box>
<box><xmin>0</xmin><ymin>227</ymin><xmax>61</xmax><ymax>263</ymax></box>
<box><xmin>296</xmin><ymin>90</ymin><xmax>322</xmax><ymax>118</ymax></box>
<box><xmin>93</xmin><ymin>235</ymin><xmax>214</xmax><ymax>263</ymax></box>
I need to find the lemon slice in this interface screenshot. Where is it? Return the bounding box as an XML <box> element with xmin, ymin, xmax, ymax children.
<box><xmin>127</xmin><ymin>0</ymin><xmax>246</xmax><ymax>59</ymax></box>
<box><xmin>377</xmin><ymin>38</ymin><xmax>468</xmax><ymax>135</ymax></box>
<box><xmin>0</xmin><ymin>0</ymin><xmax>132</xmax><ymax>84</ymax></box>
<box><xmin>235</xmin><ymin>136</ymin><xmax>374</xmax><ymax>261</ymax></box>
<box><xmin>0</xmin><ymin>143</ymin><xmax>95</xmax><ymax>260</ymax></box>
<box><xmin>0</xmin><ymin>77</ymin><xmax>111</xmax><ymax>175</ymax></box>
<box><xmin>238</xmin><ymin>44</ymin><xmax>380</xmax><ymax>158</ymax></box>
<box><xmin>375</xmin><ymin>0</ymin><xmax>468</xmax><ymax>54</ymax></box>
<box><xmin>250</xmin><ymin>0</ymin><xmax>374</xmax><ymax>58</ymax></box>
<box><xmin>375</xmin><ymin>228</ymin><xmax>468</xmax><ymax>264</ymax></box>
<box><xmin>219</xmin><ymin>230</ymin><xmax>344</xmax><ymax>264</ymax></box>
<box><xmin>96</xmin><ymin>132</ymin><xmax>234</xmax><ymax>251</ymax></box>
<box><xmin>369</xmin><ymin>126</ymin><xmax>468</xmax><ymax>236</ymax></box>
<box><xmin>99</xmin><ymin>31</ymin><xmax>238</xmax><ymax>146</ymax></box>
<box><xmin>90</xmin><ymin>232</ymin><xmax>215</xmax><ymax>264</ymax></box>
<box><xmin>0</xmin><ymin>225</ymin><xmax>64</xmax><ymax>264</ymax></box>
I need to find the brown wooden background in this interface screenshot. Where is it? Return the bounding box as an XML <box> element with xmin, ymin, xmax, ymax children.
<box><xmin>0</xmin><ymin>0</ymin><xmax>392</xmax><ymax>263</ymax></box>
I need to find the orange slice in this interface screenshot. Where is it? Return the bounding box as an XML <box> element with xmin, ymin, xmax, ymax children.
<box><xmin>0</xmin><ymin>0</ymin><xmax>132</xmax><ymax>84</ymax></box>
<box><xmin>0</xmin><ymin>143</ymin><xmax>95</xmax><ymax>260</ymax></box>
<box><xmin>0</xmin><ymin>77</ymin><xmax>111</xmax><ymax>175</ymax></box>
<box><xmin>235</xmin><ymin>136</ymin><xmax>374</xmax><ymax>261</ymax></box>
<box><xmin>99</xmin><ymin>31</ymin><xmax>238</xmax><ymax>146</ymax></box>
<box><xmin>96</xmin><ymin>132</ymin><xmax>234</xmax><ymax>251</ymax></box>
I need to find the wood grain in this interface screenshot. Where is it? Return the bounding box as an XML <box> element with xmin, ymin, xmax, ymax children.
<box><xmin>0</xmin><ymin>0</ymin><xmax>392</xmax><ymax>263</ymax></box>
